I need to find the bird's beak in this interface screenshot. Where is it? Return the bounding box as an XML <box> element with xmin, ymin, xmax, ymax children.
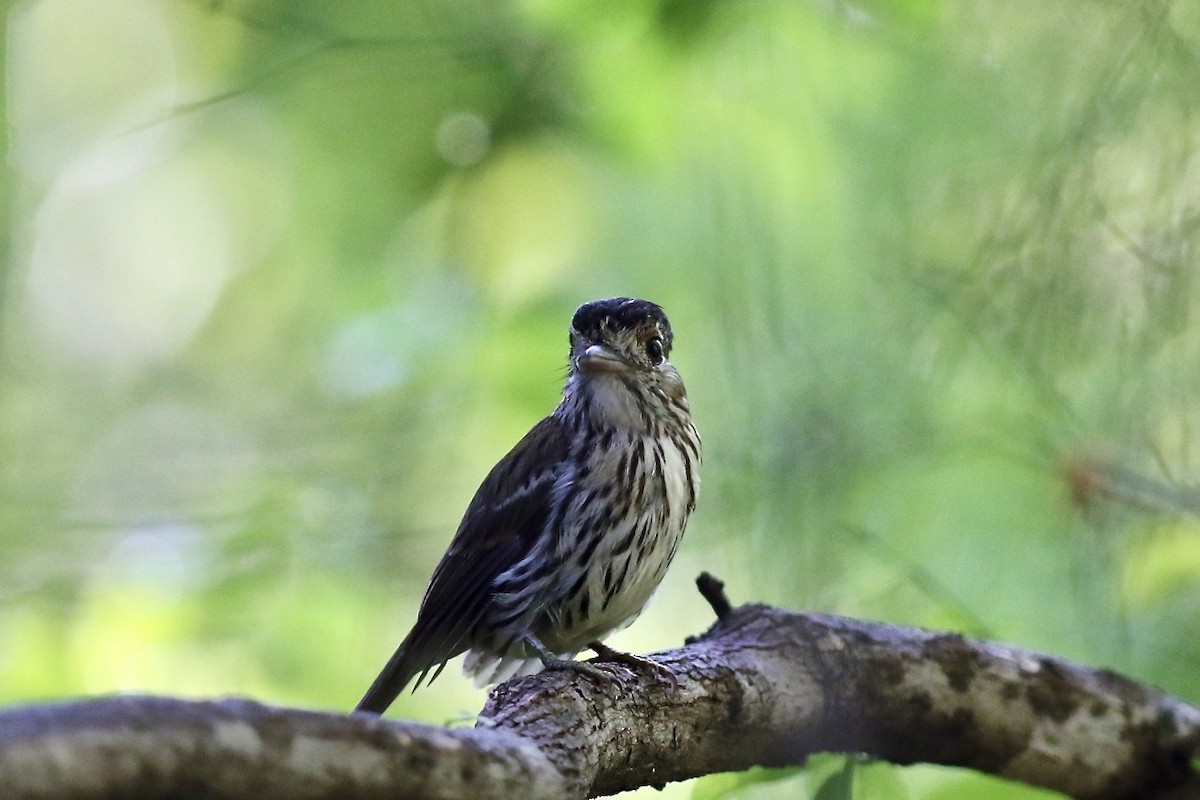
<box><xmin>576</xmin><ymin>343</ymin><xmax>631</xmax><ymax>373</ymax></box>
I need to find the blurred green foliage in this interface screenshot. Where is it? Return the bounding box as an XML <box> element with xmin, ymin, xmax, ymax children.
<box><xmin>5</xmin><ymin>1</ymin><xmax>1200</xmax><ymax>797</ymax></box>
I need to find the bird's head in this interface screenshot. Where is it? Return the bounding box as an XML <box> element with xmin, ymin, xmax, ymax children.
<box><xmin>565</xmin><ymin>297</ymin><xmax>688</xmax><ymax>429</ymax></box>
<box><xmin>570</xmin><ymin>297</ymin><xmax>673</xmax><ymax>374</ymax></box>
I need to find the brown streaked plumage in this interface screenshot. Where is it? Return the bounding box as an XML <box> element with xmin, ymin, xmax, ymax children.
<box><xmin>355</xmin><ymin>297</ymin><xmax>700</xmax><ymax>714</ymax></box>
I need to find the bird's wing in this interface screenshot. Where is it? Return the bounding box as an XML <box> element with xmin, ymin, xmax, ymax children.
<box><xmin>355</xmin><ymin>415</ymin><xmax>569</xmax><ymax>712</ymax></box>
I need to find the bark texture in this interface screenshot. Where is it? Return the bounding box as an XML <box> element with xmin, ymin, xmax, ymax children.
<box><xmin>2</xmin><ymin>582</ymin><xmax>1197</xmax><ymax>800</ymax></box>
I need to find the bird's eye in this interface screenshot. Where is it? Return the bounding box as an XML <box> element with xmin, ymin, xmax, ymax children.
<box><xmin>646</xmin><ymin>337</ymin><xmax>664</xmax><ymax>365</ymax></box>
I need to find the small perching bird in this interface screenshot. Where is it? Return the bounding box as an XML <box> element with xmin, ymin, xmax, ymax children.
<box><xmin>355</xmin><ymin>297</ymin><xmax>701</xmax><ymax>715</ymax></box>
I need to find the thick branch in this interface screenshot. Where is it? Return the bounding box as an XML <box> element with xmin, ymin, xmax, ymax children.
<box><xmin>485</xmin><ymin>604</ymin><xmax>1200</xmax><ymax>799</ymax></box>
<box><xmin>0</xmin><ymin>696</ymin><xmax>563</xmax><ymax>800</ymax></box>
<box><xmin>2</xmin><ymin>598</ymin><xmax>1198</xmax><ymax>800</ymax></box>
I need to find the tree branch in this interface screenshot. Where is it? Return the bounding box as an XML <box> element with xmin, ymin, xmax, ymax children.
<box><xmin>2</xmin><ymin>577</ymin><xmax>1198</xmax><ymax>799</ymax></box>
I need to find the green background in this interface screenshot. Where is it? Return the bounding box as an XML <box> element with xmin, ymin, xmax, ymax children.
<box><xmin>5</xmin><ymin>1</ymin><xmax>1200</xmax><ymax>797</ymax></box>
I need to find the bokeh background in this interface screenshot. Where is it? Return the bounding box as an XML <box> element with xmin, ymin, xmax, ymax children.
<box><xmin>5</xmin><ymin>1</ymin><xmax>1200</xmax><ymax>797</ymax></box>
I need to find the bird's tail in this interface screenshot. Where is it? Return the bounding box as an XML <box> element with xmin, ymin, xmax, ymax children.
<box><xmin>355</xmin><ymin>639</ymin><xmax>426</xmax><ymax>715</ymax></box>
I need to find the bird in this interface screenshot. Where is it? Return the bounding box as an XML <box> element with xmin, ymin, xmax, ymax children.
<box><xmin>355</xmin><ymin>297</ymin><xmax>701</xmax><ymax>715</ymax></box>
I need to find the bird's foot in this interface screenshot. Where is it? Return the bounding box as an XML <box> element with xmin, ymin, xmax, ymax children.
<box><xmin>523</xmin><ymin>635</ymin><xmax>618</xmax><ymax>684</ymax></box>
<box><xmin>540</xmin><ymin>655</ymin><xmax>616</xmax><ymax>683</ymax></box>
<box><xmin>588</xmin><ymin>641</ymin><xmax>678</xmax><ymax>687</ymax></box>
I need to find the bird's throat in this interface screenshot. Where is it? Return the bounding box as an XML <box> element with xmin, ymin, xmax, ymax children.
<box><xmin>569</xmin><ymin>373</ymin><xmax>654</xmax><ymax>433</ymax></box>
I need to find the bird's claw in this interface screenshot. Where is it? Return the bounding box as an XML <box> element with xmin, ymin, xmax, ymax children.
<box><xmin>538</xmin><ymin>655</ymin><xmax>620</xmax><ymax>685</ymax></box>
<box><xmin>589</xmin><ymin>642</ymin><xmax>679</xmax><ymax>687</ymax></box>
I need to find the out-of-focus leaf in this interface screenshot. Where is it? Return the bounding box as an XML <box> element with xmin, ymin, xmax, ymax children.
<box><xmin>812</xmin><ymin>758</ymin><xmax>854</xmax><ymax>800</ymax></box>
<box><xmin>691</xmin><ymin>766</ymin><xmax>807</xmax><ymax>800</ymax></box>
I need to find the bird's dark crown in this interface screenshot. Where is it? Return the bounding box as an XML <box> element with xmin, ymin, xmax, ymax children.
<box><xmin>570</xmin><ymin>297</ymin><xmax>673</xmax><ymax>355</ymax></box>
